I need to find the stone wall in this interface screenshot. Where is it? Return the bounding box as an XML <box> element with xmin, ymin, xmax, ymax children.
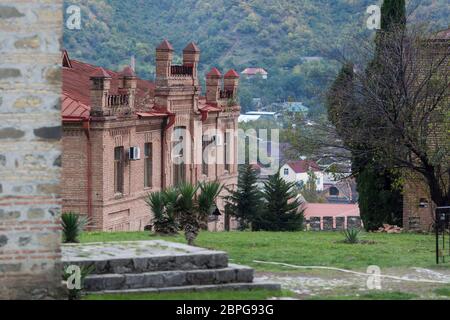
<box><xmin>0</xmin><ymin>0</ymin><xmax>63</xmax><ymax>299</ymax></box>
<box><xmin>306</xmin><ymin>216</ymin><xmax>363</xmax><ymax>231</ymax></box>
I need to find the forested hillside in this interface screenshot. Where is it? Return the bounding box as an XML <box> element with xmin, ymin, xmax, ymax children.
<box><xmin>64</xmin><ymin>0</ymin><xmax>449</xmax><ymax>114</ymax></box>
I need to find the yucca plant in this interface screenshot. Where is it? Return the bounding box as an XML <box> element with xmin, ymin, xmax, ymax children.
<box><xmin>343</xmin><ymin>227</ymin><xmax>360</xmax><ymax>244</ymax></box>
<box><xmin>198</xmin><ymin>181</ymin><xmax>223</xmax><ymax>223</ymax></box>
<box><xmin>176</xmin><ymin>183</ymin><xmax>200</xmax><ymax>246</ymax></box>
<box><xmin>61</xmin><ymin>212</ymin><xmax>89</xmax><ymax>243</ymax></box>
<box><xmin>62</xmin><ymin>264</ymin><xmax>94</xmax><ymax>300</ymax></box>
<box><xmin>146</xmin><ymin>190</ymin><xmax>179</xmax><ymax>235</ymax></box>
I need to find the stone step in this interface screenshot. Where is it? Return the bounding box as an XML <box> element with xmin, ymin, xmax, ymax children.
<box><xmin>86</xmin><ymin>281</ymin><xmax>282</xmax><ymax>295</ymax></box>
<box><xmin>62</xmin><ymin>241</ymin><xmax>229</xmax><ymax>274</ymax></box>
<box><xmin>84</xmin><ymin>264</ymin><xmax>254</xmax><ymax>292</ymax></box>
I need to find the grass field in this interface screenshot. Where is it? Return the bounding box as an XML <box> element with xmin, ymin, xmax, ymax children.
<box><xmin>80</xmin><ymin>231</ymin><xmax>444</xmax><ymax>271</ymax></box>
<box><xmin>84</xmin><ymin>289</ymin><xmax>293</xmax><ymax>301</ymax></box>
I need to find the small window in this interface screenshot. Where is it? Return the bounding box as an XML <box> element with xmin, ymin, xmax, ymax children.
<box><xmin>284</xmin><ymin>168</ymin><xmax>289</xmax><ymax>176</ymax></box>
<box><xmin>329</xmin><ymin>186</ymin><xmax>339</xmax><ymax>196</ymax></box>
<box><xmin>144</xmin><ymin>143</ymin><xmax>153</xmax><ymax>188</ymax></box>
<box><xmin>114</xmin><ymin>147</ymin><xmax>124</xmax><ymax>193</ymax></box>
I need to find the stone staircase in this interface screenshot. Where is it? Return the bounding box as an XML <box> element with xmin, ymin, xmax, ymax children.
<box><xmin>62</xmin><ymin>240</ymin><xmax>280</xmax><ymax>295</ymax></box>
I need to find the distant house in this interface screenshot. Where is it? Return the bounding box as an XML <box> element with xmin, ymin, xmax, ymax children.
<box><xmin>241</xmin><ymin>67</ymin><xmax>268</xmax><ymax>80</ymax></box>
<box><xmin>283</xmin><ymin>102</ymin><xmax>309</xmax><ymax>114</ymax></box>
<box><xmin>280</xmin><ymin>160</ymin><xmax>324</xmax><ymax>191</ymax></box>
<box><xmin>238</xmin><ymin>111</ymin><xmax>278</xmax><ymax>123</ymax></box>
<box><xmin>322</xmin><ymin>179</ymin><xmax>358</xmax><ymax>204</ymax></box>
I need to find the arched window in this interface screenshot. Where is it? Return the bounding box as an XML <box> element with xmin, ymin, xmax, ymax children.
<box><xmin>329</xmin><ymin>186</ymin><xmax>339</xmax><ymax>196</ymax></box>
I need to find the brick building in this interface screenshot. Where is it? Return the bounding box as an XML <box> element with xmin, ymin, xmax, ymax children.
<box><xmin>61</xmin><ymin>40</ymin><xmax>240</xmax><ymax>231</ymax></box>
<box><xmin>402</xmin><ymin>28</ymin><xmax>450</xmax><ymax>232</ymax></box>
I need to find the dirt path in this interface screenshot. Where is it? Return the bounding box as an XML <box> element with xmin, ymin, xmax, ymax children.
<box><xmin>256</xmin><ymin>267</ymin><xmax>450</xmax><ymax>299</ymax></box>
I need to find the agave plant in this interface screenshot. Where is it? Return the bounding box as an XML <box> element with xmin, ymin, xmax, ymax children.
<box><xmin>61</xmin><ymin>212</ymin><xmax>89</xmax><ymax>243</ymax></box>
<box><xmin>343</xmin><ymin>227</ymin><xmax>360</xmax><ymax>244</ymax></box>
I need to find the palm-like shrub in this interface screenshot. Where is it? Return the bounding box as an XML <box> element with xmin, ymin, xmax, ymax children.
<box><xmin>147</xmin><ymin>182</ymin><xmax>223</xmax><ymax>245</ymax></box>
<box><xmin>62</xmin><ymin>264</ymin><xmax>94</xmax><ymax>300</ymax></box>
<box><xmin>146</xmin><ymin>189</ymin><xmax>179</xmax><ymax>235</ymax></box>
<box><xmin>61</xmin><ymin>212</ymin><xmax>89</xmax><ymax>243</ymax></box>
<box><xmin>343</xmin><ymin>228</ymin><xmax>360</xmax><ymax>244</ymax></box>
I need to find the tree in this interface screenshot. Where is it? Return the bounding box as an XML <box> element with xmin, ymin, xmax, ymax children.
<box><xmin>148</xmin><ymin>182</ymin><xmax>222</xmax><ymax>245</ymax></box>
<box><xmin>299</xmin><ymin>170</ymin><xmax>325</xmax><ymax>203</ymax></box>
<box><xmin>254</xmin><ymin>172</ymin><xmax>304</xmax><ymax>231</ymax></box>
<box><xmin>326</xmin><ymin>0</ymin><xmax>407</xmax><ymax>230</ymax></box>
<box><xmin>146</xmin><ymin>189</ymin><xmax>179</xmax><ymax>235</ymax></box>
<box><xmin>329</xmin><ymin>24</ymin><xmax>449</xmax><ymax>217</ymax></box>
<box><xmin>225</xmin><ymin>164</ymin><xmax>262</xmax><ymax>230</ymax></box>
<box><xmin>176</xmin><ymin>182</ymin><xmax>223</xmax><ymax>246</ymax></box>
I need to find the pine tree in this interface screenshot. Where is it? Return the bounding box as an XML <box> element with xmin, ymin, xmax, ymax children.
<box><xmin>225</xmin><ymin>164</ymin><xmax>262</xmax><ymax>230</ymax></box>
<box><xmin>254</xmin><ymin>172</ymin><xmax>304</xmax><ymax>231</ymax></box>
<box><xmin>381</xmin><ymin>0</ymin><xmax>406</xmax><ymax>31</ymax></box>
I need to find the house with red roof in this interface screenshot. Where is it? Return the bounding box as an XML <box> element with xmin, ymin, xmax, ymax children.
<box><xmin>241</xmin><ymin>67</ymin><xmax>268</xmax><ymax>80</ymax></box>
<box><xmin>61</xmin><ymin>41</ymin><xmax>240</xmax><ymax>231</ymax></box>
<box><xmin>280</xmin><ymin>160</ymin><xmax>324</xmax><ymax>191</ymax></box>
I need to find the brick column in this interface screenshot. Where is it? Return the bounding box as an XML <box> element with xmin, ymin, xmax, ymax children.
<box><xmin>0</xmin><ymin>0</ymin><xmax>63</xmax><ymax>299</ymax></box>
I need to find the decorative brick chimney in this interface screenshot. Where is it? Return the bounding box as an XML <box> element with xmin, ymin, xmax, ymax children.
<box><xmin>183</xmin><ymin>42</ymin><xmax>200</xmax><ymax>85</ymax></box>
<box><xmin>223</xmin><ymin>69</ymin><xmax>240</xmax><ymax>100</ymax></box>
<box><xmin>119</xmin><ymin>65</ymin><xmax>137</xmax><ymax>112</ymax></box>
<box><xmin>206</xmin><ymin>67</ymin><xmax>222</xmax><ymax>105</ymax></box>
<box><xmin>90</xmin><ymin>67</ymin><xmax>111</xmax><ymax>116</ymax></box>
<box><xmin>155</xmin><ymin>39</ymin><xmax>174</xmax><ymax>87</ymax></box>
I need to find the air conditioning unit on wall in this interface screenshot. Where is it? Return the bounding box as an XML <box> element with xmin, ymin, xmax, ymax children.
<box><xmin>129</xmin><ymin>146</ymin><xmax>140</xmax><ymax>160</ymax></box>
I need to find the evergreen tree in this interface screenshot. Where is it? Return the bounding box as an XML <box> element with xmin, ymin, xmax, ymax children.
<box><xmin>225</xmin><ymin>164</ymin><xmax>262</xmax><ymax>230</ymax></box>
<box><xmin>254</xmin><ymin>172</ymin><xmax>304</xmax><ymax>231</ymax></box>
<box><xmin>326</xmin><ymin>0</ymin><xmax>406</xmax><ymax>230</ymax></box>
<box><xmin>381</xmin><ymin>0</ymin><xmax>406</xmax><ymax>31</ymax></box>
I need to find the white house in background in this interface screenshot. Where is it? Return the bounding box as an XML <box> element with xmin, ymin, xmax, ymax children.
<box><xmin>280</xmin><ymin>160</ymin><xmax>324</xmax><ymax>191</ymax></box>
<box><xmin>238</xmin><ymin>111</ymin><xmax>278</xmax><ymax>123</ymax></box>
<box><xmin>241</xmin><ymin>67</ymin><xmax>268</xmax><ymax>79</ymax></box>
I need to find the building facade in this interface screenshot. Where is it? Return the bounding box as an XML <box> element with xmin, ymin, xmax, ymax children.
<box><xmin>280</xmin><ymin>160</ymin><xmax>324</xmax><ymax>191</ymax></box>
<box><xmin>402</xmin><ymin>29</ymin><xmax>450</xmax><ymax>232</ymax></box>
<box><xmin>61</xmin><ymin>41</ymin><xmax>240</xmax><ymax>232</ymax></box>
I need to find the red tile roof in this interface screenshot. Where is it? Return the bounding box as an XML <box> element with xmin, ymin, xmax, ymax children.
<box><xmin>61</xmin><ymin>94</ymin><xmax>90</xmax><ymax>120</ymax></box>
<box><xmin>62</xmin><ymin>51</ymin><xmax>155</xmax><ymax>120</ymax></box>
<box><xmin>90</xmin><ymin>67</ymin><xmax>111</xmax><ymax>78</ymax></box>
<box><xmin>119</xmin><ymin>66</ymin><xmax>136</xmax><ymax>78</ymax></box>
<box><xmin>183</xmin><ymin>42</ymin><xmax>200</xmax><ymax>53</ymax></box>
<box><xmin>224</xmin><ymin>69</ymin><xmax>240</xmax><ymax>78</ymax></box>
<box><xmin>433</xmin><ymin>28</ymin><xmax>450</xmax><ymax>40</ymax></box>
<box><xmin>242</xmin><ymin>67</ymin><xmax>268</xmax><ymax>75</ymax></box>
<box><xmin>286</xmin><ymin>160</ymin><xmax>321</xmax><ymax>173</ymax></box>
<box><xmin>157</xmin><ymin>39</ymin><xmax>174</xmax><ymax>51</ymax></box>
<box><xmin>302</xmin><ymin>203</ymin><xmax>360</xmax><ymax>218</ymax></box>
<box><xmin>207</xmin><ymin>67</ymin><xmax>222</xmax><ymax>77</ymax></box>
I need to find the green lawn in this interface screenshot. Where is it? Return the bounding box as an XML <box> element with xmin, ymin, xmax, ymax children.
<box><xmin>84</xmin><ymin>289</ymin><xmax>293</xmax><ymax>301</ymax></box>
<box><xmin>80</xmin><ymin>231</ymin><xmax>445</xmax><ymax>271</ymax></box>
<box><xmin>308</xmin><ymin>291</ymin><xmax>419</xmax><ymax>300</ymax></box>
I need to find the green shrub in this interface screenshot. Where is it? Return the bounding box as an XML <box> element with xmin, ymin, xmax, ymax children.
<box><xmin>146</xmin><ymin>190</ymin><xmax>179</xmax><ymax>235</ymax></box>
<box><xmin>62</xmin><ymin>264</ymin><xmax>95</xmax><ymax>300</ymax></box>
<box><xmin>343</xmin><ymin>228</ymin><xmax>360</xmax><ymax>244</ymax></box>
<box><xmin>61</xmin><ymin>212</ymin><xmax>89</xmax><ymax>243</ymax></box>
